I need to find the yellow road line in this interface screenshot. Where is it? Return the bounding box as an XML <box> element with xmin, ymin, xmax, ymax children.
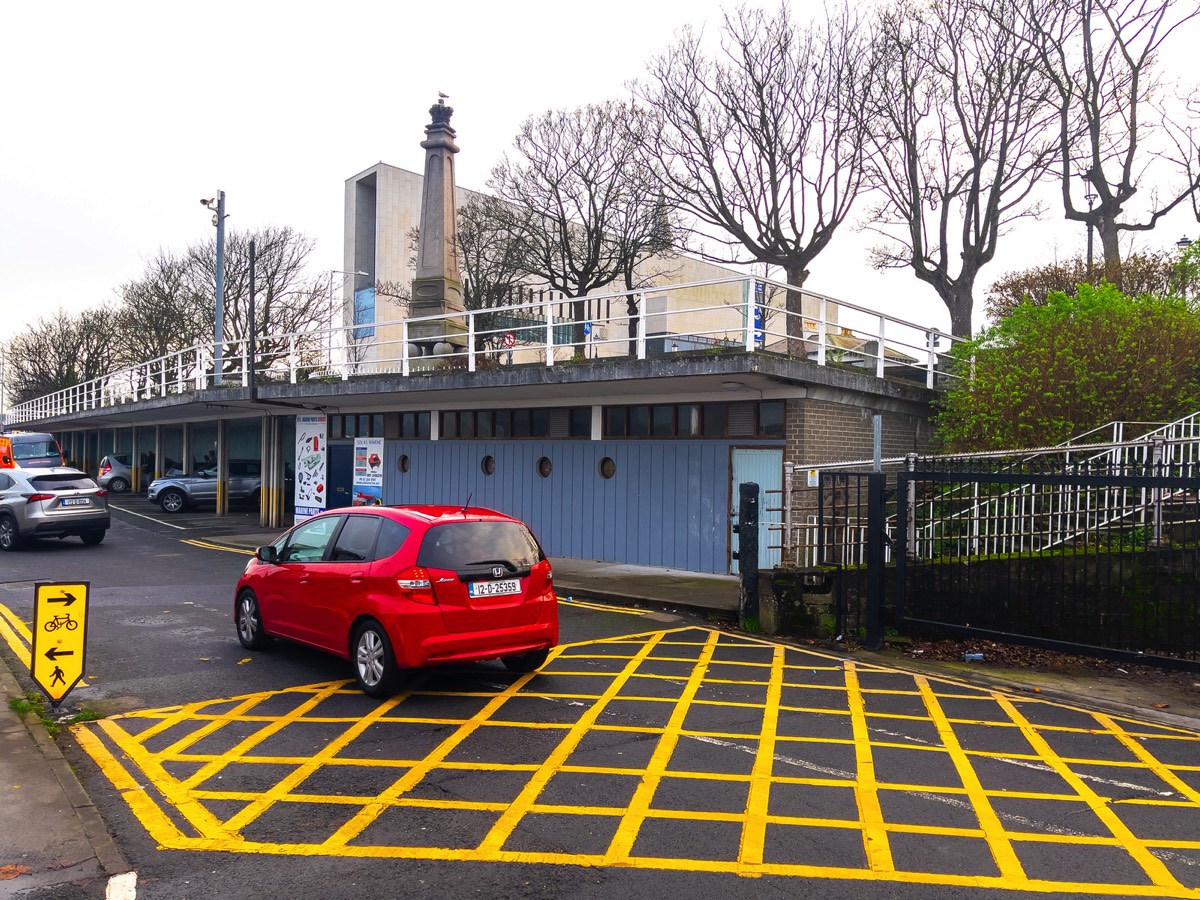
<box><xmin>737</xmin><ymin>642</ymin><xmax>785</xmax><ymax>875</ymax></box>
<box><xmin>844</xmin><ymin>661</ymin><xmax>894</xmax><ymax>873</ymax></box>
<box><xmin>0</xmin><ymin>601</ymin><xmax>32</xmax><ymax>669</ymax></box>
<box><xmin>604</xmin><ymin>630</ymin><xmax>719</xmax><ymax>863</ymax></box>
<box><xmin>181</xmin><ymin>539</ymin><xmax>253</xmax><ymax>555</ymax></box>
<box><xmin>322</xmin><ymin>646</ymin><xmax>569</xmax><ymax>849</ymax></box>
<box><xmin>69</xmin><ymin>626</ymin><xmax>1200</xmax><ymax>896</ymax></box>
<box><xmin>1092</xmin><ymin>712</ymin><xmax>1200</xmax><ymax>805</ymax></box>
<box><xmin>994</xmin><ymin>694</ymin><xmax>1185</xmax><ymax>892</ymax></box>
<box><xmin>915</xmin><ymin>674</ymin><xmax>1026</xmax><ymax>880</ymax></box>
<box><xmin>557</xmin><ymin>596</ymin><xmax>647</xmax><ymax>616</ymax></box>
<box><xmin>476</xmin><ymin>631</ymin><xmax>668</xmax><ymax>854</ymax></box>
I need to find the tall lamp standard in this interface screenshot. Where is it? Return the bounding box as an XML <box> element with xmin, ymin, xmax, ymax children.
<box><xmin>201</xmin><ymin>192</ymin><xmax>228</xmax><ymax>383</ymax></box>
<box><xmin>1178</xmin><ymin>236</ymin><xmax>1194</xmax><ymax>249</ymax></box>
<box><xmin>328</xmin><ymin>269</ymin><xmax>368</xmax><ymax>366</ymax></box>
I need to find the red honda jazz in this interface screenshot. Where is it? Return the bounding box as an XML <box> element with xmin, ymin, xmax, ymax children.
<box><xmin>234</xmin><ymin>505</ymin><xmax>558</xmax><ymax>696</ymax></box>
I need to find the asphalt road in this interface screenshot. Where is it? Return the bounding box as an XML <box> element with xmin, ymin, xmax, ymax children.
<box><xmin>1</xmin><ymin>514</ymin><xmax>1198</xmax><ymax>900</ymax></box>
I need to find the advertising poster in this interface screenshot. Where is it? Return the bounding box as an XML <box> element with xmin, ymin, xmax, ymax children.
<box><xmin>352</xmin><ymin>437</ymin><xmax>385</xmax><ymax>506</ymax></box>
<box><xmin>294</xmin><ymin>414</ymin><xmax>328</xmax><ymax>522</ymax></box>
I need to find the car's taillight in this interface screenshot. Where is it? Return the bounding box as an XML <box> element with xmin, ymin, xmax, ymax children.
<box><xmin>396</xmin><ymin>566</ymin><xmax>436</xmax><ymax>604</ymax></box>
<box><xmin>95</xmin><ymin>489</ymin><xmax>108</xmax><ymax>498</ymax></box>
<box><xmin>101</xmin><ymin>464</ymin><xmax>111</xmax><ymax>475</ymax></box>
<box><xmin>23</xmin><ymin>493</ymin><xmax>54</xmax><ymax>503</ymax></box>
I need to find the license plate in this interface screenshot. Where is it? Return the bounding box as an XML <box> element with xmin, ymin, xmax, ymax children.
<box><xmin>60</xmin><ymin>498</ymin><xmax>90</xmax><ymax>507</ymax></box>
<box><xmin>468</xmin><ymin>579</ymin><xmax>520</xmax><ymax>598</ymax></box>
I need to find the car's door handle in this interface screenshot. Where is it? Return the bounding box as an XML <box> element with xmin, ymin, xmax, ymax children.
<box><xmin>299</xmin><ymin>576</ymin><xmax>311</xmax><ymax>584</ymax></box>
<box><xmin>350</xmin><ymin>572</ymin><xmax>364</xmax><ymax>583</ymax></box>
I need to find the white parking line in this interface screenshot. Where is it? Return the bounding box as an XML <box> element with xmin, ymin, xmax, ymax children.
<box><xmin>110</xmin><ymin>505</ymin><xmax>186</xmax><ymax>530</ymax></box>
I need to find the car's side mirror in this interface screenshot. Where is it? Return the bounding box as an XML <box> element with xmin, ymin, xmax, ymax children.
<box><xmin>256</xmin><ymin>545</ymin><xmax>278</xmax><ymax>564</ymax></box>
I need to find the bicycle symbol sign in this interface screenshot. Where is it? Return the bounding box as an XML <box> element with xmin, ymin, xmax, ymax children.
<box><xmin>30</xmin><ymin>582</ymin><xmax>90</xmax><ymax>707</ymax></box>
<box><xmin>44</xmin><ymin>613</ymin><xmax>78</xmax><ymax>632</ymax></box>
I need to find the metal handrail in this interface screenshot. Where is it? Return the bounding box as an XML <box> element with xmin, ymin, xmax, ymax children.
<box><xmin>10</xmin><ymin>274</ymin><xmax>963</xmax><ymax>424</ymax></box>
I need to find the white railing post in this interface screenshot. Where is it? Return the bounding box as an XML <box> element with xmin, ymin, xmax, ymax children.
<box><xmin>242</xmin><ymin>341</ymin><xmax>250</xmax><ymax>387</ymax></box>
<box><xmin>401</xmin><ymin>321</ymin><xmax>411</xmax><ymax>377</ymax></box>
<box><xmin>468</xmin><ymin>311</ymin><xmax>477</xmax><ymax>373</ymax></box>
<box><xmin>545</xmin><ymin>298</ymin><xmax>555</xmax><ymax>367</ymax></box>
<box><xmin>743</xmin><ymin>280</ymin><xmax>755</xmax><ymax>351</ymax></box>
<box><xmin>876</xmin><ymin>315</ymin><xmax>886</xmax><ymax>378</ymax></box>
<box><xmin>636</xmin><ymin>292</ymin><xmax>647</xmax><ymax>360</ymax></box>
<box><xmin>926</xmin><ymin>329</ymin><xmax>939</xmax><ymax>388</ymax></box>
<box><xmin>288</xmin><ymin>337</ymin><xmax>297</xmax><ymax>384</ymax></box>
<box><xmin>817</xmin><ymin>297</ymin><xmax>828</xmax><ymax>366</ymax></box>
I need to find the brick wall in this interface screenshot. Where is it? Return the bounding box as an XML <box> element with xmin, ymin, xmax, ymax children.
<box><xmin>786</xmin><ymin>397</ymin><xmax>934</xmax><ymax>467</ymax></box>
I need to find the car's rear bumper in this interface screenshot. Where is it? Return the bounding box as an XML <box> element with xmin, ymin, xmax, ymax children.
<box><xmin>414</xmin><ymin>621</ymin><xmax>559</xmax><ymax>665</ymax></box>
<box><xmin>31</xmin><ymin>516</ymin><xmax>110</xmax><ymax>537</ymax></box>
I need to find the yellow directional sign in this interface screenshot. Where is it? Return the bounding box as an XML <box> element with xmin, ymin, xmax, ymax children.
<box><xmin>30</xmin><ymin>582</ymin><xmax>89</xmax><ymax>707</ymax></box>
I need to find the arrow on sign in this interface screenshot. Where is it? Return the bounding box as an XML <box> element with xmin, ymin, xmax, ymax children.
<box><xmin>46</xmin><ymin>592</ymin><xmax>77</xmax><ymax>606</ymax></box>
<box><xmin>44</xmin><ymin>647</ymin><xmax>76</xmax><ymax>661</ymax></box>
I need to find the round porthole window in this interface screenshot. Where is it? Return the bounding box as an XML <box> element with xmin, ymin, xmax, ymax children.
<box><xmin>599</xmin><ymin>457</ymin><xmax>617</xmax><ymax>479</ymax></box>
<box><xmin>481</xmin><ymin>455</ymin><xmax>496</xmax><ymax>476</ymax></box>
<box><xmin>397</xmin><ymin>454</ymin><xmax>410</xmax><ymax>474</ymax></box>
<box><xmin>536</xmin><ymin>456</ymin><xmax>552</xmax><ymax>478</ymax></box>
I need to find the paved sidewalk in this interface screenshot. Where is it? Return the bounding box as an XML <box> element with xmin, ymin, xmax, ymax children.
<box><xmin>0</xmin><ymin>661</ymin><xmax>127</xmax><ymax>898</ymax></box>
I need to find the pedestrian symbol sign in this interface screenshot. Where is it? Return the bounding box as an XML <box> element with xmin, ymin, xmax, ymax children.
<box><xmin>30</xmin><ymin>582</ymin><xmax>89</xmax><ymax>707</ymax></box>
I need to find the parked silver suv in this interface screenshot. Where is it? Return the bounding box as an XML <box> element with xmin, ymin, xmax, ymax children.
<box><xmin>0</xmin><ymin>467</ymin><xmax>110</xmax><ymax>550</ymax></box>
<box><xmin>147</xmin><ymin>459</ymin><xmax>262</xmax><ymax>513</ymax></box>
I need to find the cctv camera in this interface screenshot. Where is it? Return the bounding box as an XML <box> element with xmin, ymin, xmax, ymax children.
<box><xmin>200</xmin><ymin>198</ymin><xmax>213</xmax><ymax>206</ymax></box>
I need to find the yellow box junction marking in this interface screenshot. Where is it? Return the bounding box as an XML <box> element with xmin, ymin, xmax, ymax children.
<box><xmin>30</xmin><ymin>582</ymin><xmax>89</xmax><ymax>705</ymax></box>
<box><xmin>75</xmin><ymin>627</ymin><xmax>1200</xmax><ymax>896</ymax></box>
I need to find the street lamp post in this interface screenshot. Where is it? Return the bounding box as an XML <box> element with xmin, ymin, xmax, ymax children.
<box><xmin>201</xmin><ymin>192</ymin><xmax>227</xmax><ymax>384</ymax></box>
<box><xmin>328</xmin><ymin>269</ymin><xmax>368</xmax><ymax>368</ymax></box>
<box><xmin>1178</xmin><ymin>236</ymin><xmax>1194</xmax><ymax>249</ymax></box>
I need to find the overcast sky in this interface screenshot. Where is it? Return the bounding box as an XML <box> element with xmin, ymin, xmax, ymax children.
<box><xmin>2</xmin><ymin>0</ymin><xmax>1197</xmax><ymax>344</ymax></box>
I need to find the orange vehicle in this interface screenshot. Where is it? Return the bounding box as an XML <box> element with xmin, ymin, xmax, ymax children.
<box><xmin>0</xmin><ymin>432</ymin><xmax>66</xmax><ymax>469</ymax></box>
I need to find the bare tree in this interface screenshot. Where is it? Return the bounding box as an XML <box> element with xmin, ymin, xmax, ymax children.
<box><xmin>184</xmin><ymin>226</ymin><xmax>331</xmax><ymax>372</ymax></box>
<box><xmin>1023</xmin><ymin>0</ymin><xmax>1200</xmax><ymax>283</ymax></box>
<box><xmin>985</xmin><ymin>247</ymin><xmax>1200</xmax><ymax>319</ymax></box>
<box><xmin>456</xmin><ymin>194</ymin><xmax>532</xmax><ymax>352</ymax></box>
<box><xmin>634</xmin><ymin>4</ymin><xmax>874</xmax><ymax>349</ymax></box>
<box><xmin>865</xmin><ymin>0</ymin><xmax>1058</xmax><ymax>337</ymax></box>
<box><xmin>5</xmin><ymin>310</ymin><xmax>118</xmax><ymax>403</ymax></box>
<box><xmin>489</xmin><ymin>101</ymin><xmax>674</xmax><ymax>355</ymax></box>
<box><xmin>114</xmin><ymin>250</ymin><xmax>208</xmax><ymax>366</ymax></box>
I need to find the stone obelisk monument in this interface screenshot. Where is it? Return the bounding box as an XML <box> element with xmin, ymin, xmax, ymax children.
<box><xmin>409</xmin><ymin>97</ymin><xmax>466</xmax><ymax>358</ymax></box>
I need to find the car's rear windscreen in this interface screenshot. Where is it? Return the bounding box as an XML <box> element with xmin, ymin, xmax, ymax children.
<box><xmin>29</xmin><ymin>474</ymin><xmax>98</xmax><ymax>491</ymax></box>
<box><xmin>417</xmin><ymin>522</ymin><xmax>544</xmax><ymax>570</ymax></box>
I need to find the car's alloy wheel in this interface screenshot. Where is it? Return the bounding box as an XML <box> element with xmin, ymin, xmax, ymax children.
<box><xmin>353</xmin><ymin>621</ymin><xmax>398</xmax><ymax>697</ymax></box>
<box><xmin>236</xmin><ymin>590</ymin><xmax>271</xmax><ymax>650</ymax></box>
<box><xmin>0</xmin><ymin>517</ymin><xmax>19</xmax><ymax>552</ymax></box>
<box><xmin>109</xmin><ymin>477</ymin><xmax>129</xmax><ymax>493</ymax></box>
<box><xmin>159</xmin><ymin>489</ymin><xmax>186</xmax><ymax>513</ymax></box>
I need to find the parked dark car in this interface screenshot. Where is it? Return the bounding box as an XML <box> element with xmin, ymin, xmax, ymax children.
<box><xmin>234</xmin><ymin>505</ymin><xmax>558</xmax><ymax>696</ymax></box>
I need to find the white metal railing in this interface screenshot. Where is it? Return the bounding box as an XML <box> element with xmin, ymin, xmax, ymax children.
<box><xmin>9</xmin><ymin>275</ymin><xmax>962</xmax><ymax>424</ymax></box>
<box><xmin>776</xmin><ymin>410</ymin><xmax>1200</xmax><ymax>566</ymax></box>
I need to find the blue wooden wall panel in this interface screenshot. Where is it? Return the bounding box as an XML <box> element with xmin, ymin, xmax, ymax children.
<box><xmin>379</xmin><ymin>438</ymin><xmax>779</xmax><ymax>574</ymax></box>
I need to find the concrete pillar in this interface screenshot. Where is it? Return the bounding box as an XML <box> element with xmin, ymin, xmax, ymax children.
<box><xmin>409</xmin><ymin>98</ymin><xmax>466</xmax><ymax>356</ymax></box>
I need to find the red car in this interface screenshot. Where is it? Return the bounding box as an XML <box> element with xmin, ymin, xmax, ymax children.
<box><xmin>234</xmin><ymin>505</ymin><xmax>558</xmax><ymax>696</ymax></box>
